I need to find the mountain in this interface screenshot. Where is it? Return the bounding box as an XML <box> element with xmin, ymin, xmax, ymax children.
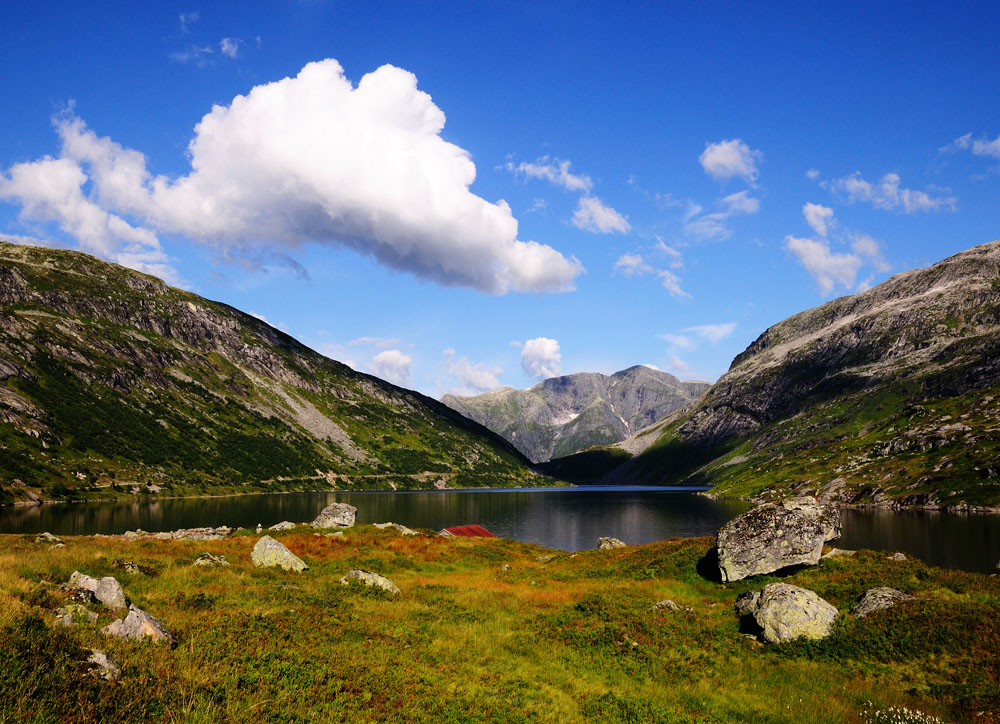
<box><xmin>441</xmin><ymin>366</ymin><xmax>709</xmax><ymax>463</ymax></box>
<box><xmin>0</xmin><ymin>241</ymin><xmax>541</xmax><ymax>504</ymax></box>
<box><xmin>548</xmin><ymin>240</ymin><xmax>1000</xmax><ymax>509</ymax></box>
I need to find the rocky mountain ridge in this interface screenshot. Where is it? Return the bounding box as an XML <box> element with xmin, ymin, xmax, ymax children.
<box><xmin>441</xmin><ymin>366</ymin><xmax>709</xmax><ymax>462</ymax></box>
<box><xmin>0</xmin><ymin>241</ymin><xmax>540</xmax><ymax>504</ymax></box>
<box><xmin>548</xmin><ymin>240</ymin><xmax>1000</xmax><ymax>508</ymax></box>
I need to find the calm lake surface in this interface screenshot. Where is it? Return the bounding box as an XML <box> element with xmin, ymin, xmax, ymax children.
<box><xmin>1</xmin><ymin>487</ymin><xmax>997</xmax><ymax>573</ymax></box>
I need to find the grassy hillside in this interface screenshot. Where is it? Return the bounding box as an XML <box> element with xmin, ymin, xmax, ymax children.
<box><xmin>0</xmin><ymin>242</ymin><xmax>542</xmax><ymax>503</ymax></box>
<box><xmin>1</xmin><ymin>528</ymin><xmax>996</xmax><ymax>722</ymax></box>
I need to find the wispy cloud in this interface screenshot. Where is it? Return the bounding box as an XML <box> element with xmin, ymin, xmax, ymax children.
<box><xmin>824</xmin><ymin>172</ymin><xmax>956</xmax><ymax>213</ymax></box>
<box><xmin>504</xmin><ymin>156</ymin><xmax>593</xmax><ymax>192</ymax></box>
<box><xmin>441</xmin><ymin>348</ymin><xmax>503</xmax><ymax>395</ymax></box>
<box><xmin>572</xmin><ymin>196</ymin><xmax>630</xmax><ymax>234</ymax></box>
<box><xmin>614</xmin><ymin>252</ymin><xmax>688</xmax><ymax>299</ymax></box>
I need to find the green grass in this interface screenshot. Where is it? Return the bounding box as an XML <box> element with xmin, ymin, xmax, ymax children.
<box><xmin>1</xmin><ymin>529</ymin><xmax>995</xmax><ymax>723</ymax></box>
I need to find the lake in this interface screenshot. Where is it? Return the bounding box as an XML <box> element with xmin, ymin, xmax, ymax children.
<box><xmin>1</xmin><ymin>486</ymin><xmax>997</xmax><ymax>573</ymax></box>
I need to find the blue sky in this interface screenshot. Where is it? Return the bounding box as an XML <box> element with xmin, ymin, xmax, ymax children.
<box><xmin>2</xmin><ymin>1</ymin><xmax>998</xmax><ymax>397</ymax></box>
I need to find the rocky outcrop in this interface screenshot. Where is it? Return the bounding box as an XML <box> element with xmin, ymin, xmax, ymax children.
<box><xmin>123</xmin><ymin>527</ymin><xmax>232</xmax><ymax>540</ymax></box>
<box><xmin>852</xmin><ymin>587</ymin><xmax>916</xmax><ymax>618</ymax></box>
<box><xmin>192</xmin><ymin>552</ymin><xmax>230</xmax><ymax>567</ymax></box>
<box><xmin>35</xmin><ymin>532</ymin><xmax>64</xmax><ymax>547</ymax></box>
<box><xmin>597</xmin><ymin>537</ymin><xmax>627</xmax><ymax>550</ymax></box>
<box><xmin>55</xmin><ymin>603</ymin><xmax>98</xmax><ymax>627</ymax></box>
<box><xmin>103</xmin><ymin>605</ymin><xmax>175</xmax><ymax>646</ymax></box>
<box><xmin>339</xmin><ymin>569</ymin><xmax>401</xmax><ymax>595</ymax></box>
<box><xmin>740</xmin><ymin>583</ymin><xmax>838</xmax><ymax>643</ymax></box>
<box><xmin>311</xmin><ymin>503</ymin><xmax>357</xmax><ymax>529</ymax></box>
<box><xmin>716</xmin><ymin>497</ymin><xmax>840</xmax><ymax>582</ymax></box>
<box><xmin>68</xmin><ymin>571</ymin><xmax>129</xmax><ymax>610</ymax></box>
<box><xmin>251</xmin><ymin>536</ymin><xmax>308</xmax><ymax>572</ymax></box>
<box><xmin>442</xmin><ymin>366</ymin><xmax>709</xmax><ymax>463</ymax></box>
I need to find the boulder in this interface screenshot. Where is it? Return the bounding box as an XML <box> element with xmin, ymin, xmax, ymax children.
<box><xmin>887</xmin><ymin>552</ymin><xmax>907</xmax><ymax>561</ymax></box>
<box><xmin>268</xmin><ymin>521</ymin><xmax>296</xmax><ymax>532</ymax></box>
<box><xmin>251</xmin><ymin>536</ymin><xmax>308</xmax><ymax>572</ymax></box>
<box><xmin>733</xmin><ymin>590</ymin><xmax>761</xmax><ymax>617</ymax></box>
<box><xmin>339</xmin><ymin>569</ymin><xmax>400</xmax><ymax>595</ymax></box>
<box><xmin>311</xmin><ymin>503</ymin><xmax>357</xmax><ymax>529</ymax></box>
<box><xmin>86</xmin><ymin>650</ymin><xmax>121</xmax><ymax>680</ymax></box>
<box><xmin>102</xmin><ymin>605</ymin><xmax>176</xmax><ymax>646</ymax></box>
<box><xmin>597</xmin><ymin>537</ymin><xmax>627</xmax><ymax>550</ymax></box>
<box><xmin>652</xmin><ymin>599</ymin><xmax>692</xmax><ymax>612</ymax></box>
<box><xmin>191</xmin><ymin>552</ymin><xmax>230</xmax><ymax>567</ymax></box>
<box><xmin>746</xmin><ymin>583</ymin><xmax>838</xmax><ymax>643</ymax></box>
<box><xmin>35</xmin><ymin>532</ymin><xmax>65</xmax><ymax>547</ymax></box>
<box><xmin>55</xmin><ymin>603</ymin><xmax>98</xmax><ymax>627</ymax></box>
<box><xmin>373</xmin><ymin>522</ymin><xmax>418</xmax><ymax>536</ymax></box>
<box><xmin>68</xmin><ymin>571</ymin><xmax>129</xmax><ymax>610</ymax></box>
<box><xmin>851</xmin><ymin>587</ymin><xmax>916</xmax><ymax>618</ymax></box>
<box><xmin>716</xmin><ymin>496</ymin><xmax>841</xmax><ymax>582</ymax></box>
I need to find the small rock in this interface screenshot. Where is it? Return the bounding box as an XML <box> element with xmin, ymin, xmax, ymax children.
<box><xmin>35</xmin><ymin>532</ymin><xmax>65</xmax><ymax>547</ymax></box>
<box><xmin>68</xmin><ymin>572</ymin><xmax>129</xmax><ymax>610</ymax></box>
<box><xmin>716</xmin><ymin>496</ymin><xmax>841</xmax><ymax>582</ymax></box>
<box><xmin>268</xmin><ymin>521</ymin><xmax>296</xmax><ymax>532</ymax></box>
<box><xmin>111</xmin><ymin>559</ymin><xmax>144</xmax><ymax>575</ymax></box>
<box><xmin>102</xmin><ymin>605</ymin><xmax>176</xmax><ymax>646</ymax></box>
<box><xmin>251</xmin><ymin>536</ymin><xmax>308</xmax><ymax>572</ymax></box>
<box><xmin>54</xmin><ymin>603</ymin><xmax>98</xmax><ymax>627</ymax></box>
<box><xmin>339</xmin><ymin>569</ymin><xmax>400</xmax><ymax>595</ymax></box>
<box><xmin>852</xmin><ymin>587</ymin><xmax>916</xmax><ymax>618</ymax></box>
<box><xmin>373</xmin><ymin>522</ymin><xmax>418</xmax><ymax>536</ymax></box>
<box><xmin>652</xmin><ymin>599</ymin><xmax>692</xmax><ymax>612</ymax></box>
<box><xmin>311</xmin><ymin>503</ymin><xmax>357</xmax><ymax>529</ymax></box>
<box><xmin>750</xmin><ymin>583</ymin><xmax>838</xmax><ymax>644</ymax></box>
<box><xmin>597</xmin><ymin>537</ymin><xmax>627</xmax><ymax>550</ymax></box>
<box><xmin>500</xmin><ymin>563</ymin><xmax>511</xmax><ymax>571</ymax></box>
<box><xmin>191</xmin><ymin>552</ymin><xmax>230</xmax><ymax>567</ymax></box>
<box><xmin>887</xmin><ymin>552</ymin><xmax>907</xmax><ymax>561</ymax></box>
<box><xmin>820</xmin><ymin>548</ymin><xmax>856</xmax><ymax>560</ymax></box>
<box><xmin>86</xmin><ymin>649</ymin><xmax>120</xmax><ymax>680</ymax></box>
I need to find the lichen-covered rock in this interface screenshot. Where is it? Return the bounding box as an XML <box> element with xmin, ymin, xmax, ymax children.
<box><xmin>86</xmin><ymin>649</ymin><xmax>121</xmax><ymax>680</ymax></box>
<box><xmin>251</xmin><ymin>536</ymin><xmax>308</xmax><ymax>572</ymax></box>
<box><xmin>597</xmin><ymin>537</ymin><xmax>627</xmax><ymax>550</ymax></box>
<box><xmin>102</xmin><ymin>604</ymin><xmax>176</xmax><ymax>646</ymax></box>
<box><xmin>55</xmin><ymin>603</ymin><xmax>98</xmax><ymax>627</ymax></box>
<box><xmin>733</xmin><ymin>590</ymin><xmax>761</xmax><ymax>617</ymax></box>
<box><xmin>68</xmin><ymin>571</ymin><xmax>129</xmax><ymax>610</ymax></box>
<box><xmin>652</xmin><ymin>599</ymin><xmax>691</xmax><ymax>612</ymax></box>
<box><xmin>751</xmin><ymin>583</ymin><xmax>838</xmax><ymax>643</ymax></box>
<box><xmin>311</xmin><ymin>503</ymin><xmax>357</xmax><ymax>529</ymax></box>
<box><xmin>339</xmin><ymin>569</ymin><xmax>400</xmax><ymax>595</ymax></box>
<box><xmin>269</xmin><ymin>521</ymin><xmax>296</xmax><ymax>532</ymax></box>
<box><xmin>851</xmin><ymin>587</ymin><xmax>916</xmax><ymax>618</ymax></box>
<box><xmin>35</xmin><ymin>531</ymin><xmax>65</xmax><ymax>547</ymax></box>
<box><xmin>716</xmin><ymin>496</ymin><xmax>841</xmax><ymax>582</ymax></box>
<box><xmin>192</xmin><ymin>552</ymin><xmax>230</xmax><ymax>567</ymax></box>
<box><xmin>373</xmin><ymin>522</ymin><xmax>418</xmax><ymax>536</ymax></box>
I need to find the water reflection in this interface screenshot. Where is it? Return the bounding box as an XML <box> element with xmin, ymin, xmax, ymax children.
<box><xmin>1</xmin><ymin>488</ymin><xmax>996</xmax><ymax>572</ymax></box>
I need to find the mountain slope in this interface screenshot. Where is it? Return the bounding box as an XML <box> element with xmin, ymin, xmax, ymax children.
<box><xmin>558</xmin><ymin>240</ymin><xmax>1000</xmax><ymax>508</ymax></box>
<box><xmin>0</xmin><ymin>241</ymin><xmax>541</xmax><ymax>504</ymax></box>
<box><xmin>441</xmin><ymin>366</ymin><xmax>709</xmax><ymax>462</ymax></box>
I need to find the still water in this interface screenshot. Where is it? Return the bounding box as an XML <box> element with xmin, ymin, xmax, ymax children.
<box><xmin>1</xmin><ymin>487</ymin><xmax>997</xmax><ymax>573</ymax></box>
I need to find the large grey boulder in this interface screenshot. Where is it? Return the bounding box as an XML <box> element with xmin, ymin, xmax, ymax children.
<box><xmin>716</xmin><ymin>496</ymin><xmax>840</xmax><ymax>582</ymax></box>
<box><xmin>68</xmin><ymin>571</ymin><xmax>129</xmax><ymax>610</ymax></box>
<box><xmin>311</xmin><ymin>503</ymin><xmax>357</xmax><ymax>529</ymax></box>
<box><xmin>745</xmin><ymin>583</ymin><xmax>838</xmax><ymax>644</ymax></box>
<box><xmin>339</xmin><ymin>569</ymin><xmax>400</xmax><ymax>595</ymax></box>
<box><xmin>251</xmin><ymin>535</ymin><xmax>308</xmax><ymax>572</ymax></box>
<box><xmin>597</xmin><ymin>537</ymin><xmax>627</xmax><ymax>550</ymax></box>
<box><xmin>851</xmin><ymin>587</ymin><xmax>916</xmax><ymax>618</ymax></box>
<box><xmin>102</xmin><ymin>605</ymin><xmax>176</xmax><ymax>646</ymax></box>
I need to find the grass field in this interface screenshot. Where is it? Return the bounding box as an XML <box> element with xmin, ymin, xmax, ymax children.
<box><xmin>1</xmin><ymin>527</ymin><xmax>997</xmax><ymax>723</ymax></box>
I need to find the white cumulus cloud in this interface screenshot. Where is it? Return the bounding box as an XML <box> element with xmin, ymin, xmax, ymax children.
<box><xmin>802</xmin><ymin>203</ymin><xmax>834</xmax><ymax>236</ymax></box>
<box><xmin>368</xmin><ymin>349</ymin><xmax>412</xmax><ymax>387</ymax></box>
<box><xmin>826</xmin><ymin>172</ymin><xmax>956</xmax><ymax>213</ymax></box>
<box><xmin>442</xmin><ymin>348</ymin><xmax>503</xmax><ymax>395</ymax></box>
<box><xmin>8</xmin><ymin>60</ymin><xmax>582</xmax><ymax>294</ymax></box>
<box><xmin>785</xmin><ymin>235</ymin><xmax>862</xmax><ymax>295</ymax></box>
<box><xmin>520</xmin><ymin>337</ymin><xmax>561</xmax><ymax>380</ymax></box>
<box><xmin>572</xmin><ymin>196</ymin><xmax>630</xmax><ymax>234</ymax></box>
<box><xmin>699</xmin><ymin>139</ymin><xmax>762</xmax><ymax>184</ymax></box>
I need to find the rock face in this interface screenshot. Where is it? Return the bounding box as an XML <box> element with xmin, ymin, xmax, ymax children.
<box><xmin>622</xmin><ymin>240</ymin><xmax>1000</xmax><ymax>508</ymax></box>
<box><xmin>103</xmin><ymin>605</ymin><xmax>176</xmax><ymax>646</ymax></box>
<box><xmin>852</xmin><ymin>587</ymin><xmax>916</xmax><ymax>618</ymax></box>
<box><xmin>597</xmin><ymin>537</ymin><xmax>627</xmax><ymax>550</ymax></box>
<box><xmin>716</xmin><ymin>497</ymin><xmax>841</xmax><ymax>582</ymax></box>
<box><xmin>68</xmin><ymin>571</ymin><xmax>130</xmax><ymax>610</ymax></box>
<box><xmin>744</xmin><ymin>583</ymin><xmax>838</xmax><ymax>643</ymax></box>
<box><xmin>442</xmin><ymin>366</ymin><xmax>709</xmax><ymax>463</ymax></box>
<box><xmin>339</xmin><ymin>569</ymin><xmax>401</xmax><ymax>595</ymax></box>
<box><xmin>251</xmin><ymin>536</ymin><xmax>308</xmax><ymax>572</ymax></box>
<box><xmin>0</xmin><ymin>241</ymin><xmax>536</xmax><ymax>505</ymax></box>
<box><xmin>311</xmin><ymin>503</ymin><xmax>357</xmax><ymax>529</ymax></box>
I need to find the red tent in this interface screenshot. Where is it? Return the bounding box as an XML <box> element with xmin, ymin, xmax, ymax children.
<box><xmin>438</xmin><ymin>524</ymin><xmax>497</xmax><ymax>538</ymax></box>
